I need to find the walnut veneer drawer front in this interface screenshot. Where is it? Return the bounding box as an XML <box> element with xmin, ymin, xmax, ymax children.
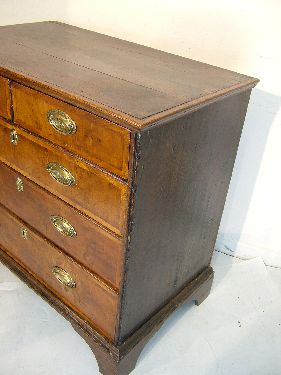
<box><xmin>12</xmin><ymin>84</ymin><xmax>130</xmax><ymax>179</ymax></box>
<box><xmin>0</xmin><ymin>162</ymin><xmax>123</xmax><ymax>289</ymax></box>
<box><xmin>0</xmin><ymin>120</ymin><xmax>128</xmax><ymax>235</ymax></box>
<box><xmin>0</xmin><ymin>204</ymin><xmax>118</xmax><ymax>340</ymax></box>
<box><xmin>0</xmin><ymin>76</ymin><xmax>11</xmax><ymax>119</ymax></box>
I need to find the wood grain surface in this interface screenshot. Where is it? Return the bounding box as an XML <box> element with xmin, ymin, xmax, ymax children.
<box><xmin>0</xmin><ymin>243</ymin><xmax>213</xmax><ymax>375</ymax></box>
<box><xmin>0</xmin><ymin>203</ymin><xmax>119</xmax><ymax>340</ymax></box>
<box><xmin>0</xmin><ymin>162</ymin><xmax>124</xmax><ymax>289</ymax></box>
<box><xmin>13</xmin><ymin>83</ymin><xmax>131</xmax><ymax>179</ymax></box>
<box><xmin>0</xmin><ymin>21</ymin><xmax>259</xmax><ymax>372</ymax></box>
<box><xmin>0</xmin><ymin>76</ymin><xmax>11</xmax><ymax>119</ymax></box>
<box><xmin>0</xmin><ymin>22</ymin><xmax>258</xmax><ymax>128</ymax></box>
<box><xmin>118</xmin><ymin>89</ymin><xmax>252</xmax><ymax>341</ymax></box>
<box><xmin>0</xmin><ymin>120</ymin><xmax>128</xmax><ymax>236</ymax></box>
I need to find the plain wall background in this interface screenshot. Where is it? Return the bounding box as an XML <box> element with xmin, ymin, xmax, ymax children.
<box><xmin>0</xmin><ymin>0</ymin><xmax>280</xmax><ymax>266</ymax></box>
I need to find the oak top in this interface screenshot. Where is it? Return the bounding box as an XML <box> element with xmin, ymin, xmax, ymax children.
<box><xmin>0</xmin><ymin>22</ymin><xmax>258</xmax><ymax>129</ymax></box>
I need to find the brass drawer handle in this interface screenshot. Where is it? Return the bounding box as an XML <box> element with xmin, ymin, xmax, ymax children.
<box><xmin>47</xmin><ymin>162</ymin><xmax>76</xmax><ymax>186</ymax></box>
<box><xmin>47</xmin><ymin>109</ymin><xmax>77</xmax><ymax>135</ymax></box>
<box><xmin>10</xmin><ymin>129</ymin><xmax>18</xmax><ymax>145</ymax></box>
<box><xmin>52</xmin><ymin>266</ymin><xmax>76</xmax><ymax>288</ymax></box>
<box><xmin>50</xmin><ymin>215</ymin><xmax>77</xmax><ymax>237</ymax></box>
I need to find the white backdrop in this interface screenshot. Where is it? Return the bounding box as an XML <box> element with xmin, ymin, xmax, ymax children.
<box><xmin>0</xmin><ymin>0</ymin><xmax>280</xmax><ymax>266</ymax></box>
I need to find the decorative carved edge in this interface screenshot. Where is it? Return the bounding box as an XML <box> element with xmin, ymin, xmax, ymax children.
<box><xmin>0</xmin><ymin>247</ymin><xmax>214</xmax><ymax>375</ymax></box>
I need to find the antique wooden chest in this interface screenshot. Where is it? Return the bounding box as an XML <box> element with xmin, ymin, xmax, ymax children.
<box><xmin>0</xmin><ymin>21</ymin><xmax>258</xmax><ymax>374</ymax></box>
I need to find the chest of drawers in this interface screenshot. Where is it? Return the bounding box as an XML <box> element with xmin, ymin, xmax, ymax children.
<box><xmin>0</xmin><ymin>21</ymin><xmax>258</xmax><ymax>375</ymax></box>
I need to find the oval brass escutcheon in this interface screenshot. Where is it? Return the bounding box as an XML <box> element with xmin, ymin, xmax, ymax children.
<box><xmin>52</xmin><ymin>266</ymin><xmax>76</xmax><ymax>288</ymax></box>
<box><xmin>47</xmin><ymin>109</ymin><xmax>77</xmax><ymax>135</ymax></box>
<box><xmin>16</xmin><ymin>177</ymin><xmax>24</xmax><ymax>192</ymax></box>
<box><xmin>50</xmin><ymin>215</ymin><xmax>77</xmax><ymax>237</ymax></box>
<box><xmin>46</xmin><ymin>162</ymin><xmax>76</xmax><ymax>186</ymax></box>
<box><xmin>20</xmin><ymin>227</ymin><xmax>28</xmax><ymax>240</ymax></box>
<box><xmin>10</xmin><ymin>129</ymin><xmax>18</xmax><ymax>145</ymax></box>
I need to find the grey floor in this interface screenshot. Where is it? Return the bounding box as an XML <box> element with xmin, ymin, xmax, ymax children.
<box><xmin>0</xmin><ymin>251</ymin><xmax>280</xmax><ymax>375</ymax></box>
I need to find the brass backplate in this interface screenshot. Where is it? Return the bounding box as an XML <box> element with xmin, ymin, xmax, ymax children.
<box><xmin>50</xmin><ymin>215</ymin><xmax>77</xmax><ymax>237</ymax></box>
<box><xmin>20</xmin><ymin>227</ymin><xmax>28</xmax><ymax>240</ymax></box>
<box><xmin>10</xmin><ymin>129</ymin><xmax>18</xmax><ymax>145</ymax></box>
<box><xmin>16</xmin><ymin>177</ymin><xmax>24</xmax><ymax>192</ymax></box>
<box><xmin>52</xmin><ymin>266</ymin><xmax>76</xmax><ymax>288</ymax></box>
<box><xmin>46</xmin><ymin>162</ymin><xmax>76</xmax><ymax>186</ymax></box>
<box><xmin>47</xmin><ymin>109</ymin><xmax>77</xmax><ymax>135</ymax></box>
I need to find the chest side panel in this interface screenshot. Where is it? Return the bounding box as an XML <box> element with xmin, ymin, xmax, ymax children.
<box><xmin>118</xmin><ymin>89</ymin><xmax>252</xmax><ymax>341</ymax></box>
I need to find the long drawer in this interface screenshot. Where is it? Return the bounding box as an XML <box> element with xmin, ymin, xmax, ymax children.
<box><xmin>0</xmin><ymin>120</ymin><xmax>128</xmax><ymax>236</ymax></box>
<box><xmin>0</xmin><ymin>76</ymin><xmax>11</xmax><ymax>119</ymax></box>
<box><xmin>0</xmin><ymin>162</ymin><xmax>123</xmax><ymax>289</ymax></box>
<box><xmin>12</xmin><ymin>83</ymin><xmax>131</xmax><ymax>179</ymax></box>
<box><xmin>0</xmin><ymin>204</ymin><xmax>118</xmax><ymax>340</ymax></box>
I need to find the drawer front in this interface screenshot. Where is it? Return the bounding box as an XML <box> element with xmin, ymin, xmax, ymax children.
<box><xmin>12</xmin><ymin>83</ymin><xmax>130</xmax><ymax>179</ymax></box>
<box><xmin>0</xmin><ymin>76</ymin><xmax>11</xmax><ymax>119</ymax></box>
<box><xmin>0</xmin><ymin>120</ymin><xmax>128</xmax><ymax>236</ymax></box>
<box><xmin>0</xmin><ymin>162</ymin><xmax>123</xmax><ymax>289</ymax></box>
<box><xmin>0</xmin><ymin>204</ymin><xmax>118</xmax><ymax>340</ymax></box>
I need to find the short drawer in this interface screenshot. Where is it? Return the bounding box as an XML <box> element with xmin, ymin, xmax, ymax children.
<box><xmin>12</xmin><ymin>83</ymin><xmax>130</xmax><ymax>179</ymax></box>
<box><xmin>0</xmin><ymin>120</ymin><xmax>128</xmax><ymax>236</ymax></box>
<box><xmin>0</xmin><ymin>76</ymin><xmax>11</xmax><ymax>119</ymax></box>
<box><xmin>0</xmin><ymin>204</ymin><xmax>118</xmax><ymax>340</ymax></box>
<box><xmin>0</xmin><ymin>162</ymin><xmax>124</xmax><ymax>289</ymax></box>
